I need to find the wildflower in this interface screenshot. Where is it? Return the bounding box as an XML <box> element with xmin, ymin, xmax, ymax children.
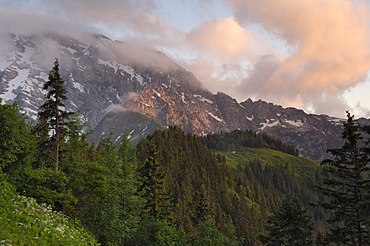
<box><xmin>56</xmin><ymin>226</ymin><xmax>65</xmax><ymax>232</ymax></box>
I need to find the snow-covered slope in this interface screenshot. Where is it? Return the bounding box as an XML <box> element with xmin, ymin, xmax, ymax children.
<box><xmin>0</xmin><ymin>33</ymin><xmax>183</xmax><ymax>127</ymax></box>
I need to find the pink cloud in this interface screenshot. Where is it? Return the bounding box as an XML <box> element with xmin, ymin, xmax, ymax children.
<box><xmin>187</xmin><ymin>17</ymin><xmax>257</xmax><ymax>60</ymax></box>
<box><xmin>227</xmin><ymin>0</ymin><xmax>370</xmax><ymax>116</ymax></box>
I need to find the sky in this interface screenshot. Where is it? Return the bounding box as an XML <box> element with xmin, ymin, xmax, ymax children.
<box><xmin>1</xmin><ymin>0</ymin><xmax>370</xmax><ymax>119</ymax></box>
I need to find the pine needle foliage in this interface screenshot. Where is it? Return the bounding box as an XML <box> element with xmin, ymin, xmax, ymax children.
<box><xmin>36</xmin><ymin>58</ymin><xmax>74</xmax><ymax>171</ymax></box>
<box><xmin>259</xmin><ymin>194</ymin><xmax>314</xmax><ymax>246</ymax></box>
<box><xmin>316</xmin><ymin>112</ymin><xmax>370</xmax><ymax>245</ymax></box>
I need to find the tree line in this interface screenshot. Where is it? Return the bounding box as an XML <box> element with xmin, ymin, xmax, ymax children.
<box><xmin>203</xmin><ymin>129</ymin><xmax>299</xmax><ymax>156</ymax></box>
<box><xmin>1</xmin><ymin>59</ymin><xmax>370</xmax><ymax>245</ymax></box>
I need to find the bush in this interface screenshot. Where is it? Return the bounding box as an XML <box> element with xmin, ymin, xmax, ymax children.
<box><xmin>0</xmin><ymin>175</ymin><xmax>98</xmax><ymax>246</ymax></box>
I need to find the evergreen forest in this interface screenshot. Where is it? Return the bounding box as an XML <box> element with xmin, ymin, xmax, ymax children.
<box><xmin>1</xmin><ymin>59</ymin><xmax>370</xmax><ymax>245</ymax></box>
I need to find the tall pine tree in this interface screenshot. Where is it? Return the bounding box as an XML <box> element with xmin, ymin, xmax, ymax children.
<box><xmin>36</xmin><ymin>58</ymin><xmax>73</xmax><ymax>171</ymax></box>
<box><xmin>317</xmin><ymin>112</ymin><xmax>370</xmax><ymax>245</ymax></box>
<box><xmin>137</xmin><ymin>141</ymin><xmax>173</xmax><ymax>220</ymax></box>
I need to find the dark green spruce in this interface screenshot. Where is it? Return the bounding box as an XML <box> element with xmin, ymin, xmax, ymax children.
<box><xmin>258</xmin><ymin>194</ymin><xmax>314</xmax><ymax>246</ymax></box>
<box><xmin>136</xmin><ymin>140</ymin><xmax>173</xmax><ymax>220</ymax></box>
<box><xmin>316</xmin><ymin>112</ymin><xmax>370</xmax><ymax>245</ymax></box>
<box><xmin>36</xmin><ymin>58</ymin><xmax>74</xmax><ymax>171</ymax></box>
<box><xmin>0</xmin><ymin>99</ymin><xmax>36</xmax><ymax>185</ymax></box>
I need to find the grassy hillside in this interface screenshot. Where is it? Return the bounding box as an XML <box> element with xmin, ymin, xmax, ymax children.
<box><xmin>219</xmin><ymin>146</ymin><xmax>327</xmax><ymax>226</ymax></box>
<box><xmin>221</xmin><ymin>147</ymin><xmax>320</xmax><ymax>185</ymax></box>
<box><xmin>0</xmin><ymin>175</ymin><xmax>98</xmax><ymax>246</ymax></box>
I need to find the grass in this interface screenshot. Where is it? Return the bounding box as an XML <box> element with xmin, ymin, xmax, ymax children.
<box><xmin>221</xmin><ymin>147</ymin><xmax>320</xmax><ymax>185</ymax></box>
<box><xmin>0</xmin><ymin>175</ymin><xmax>99</xmax><ymax>246</ymax></box>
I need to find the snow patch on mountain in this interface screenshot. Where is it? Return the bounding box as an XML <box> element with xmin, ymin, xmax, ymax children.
<box><xmin>328</xmin><ymin>117</ymin><xmax>344</xmax><ymax>126</ymax></box>
<box><xmin>63</xmin><ymin>46</ymin><xmax>77</xmax><ymax>54</ymax></box>
<box><xmin>259</xmin><ymin>119</ymin><xmax>281</xmax><ymax>130</ymax></box>
<box><xmin>79</xmin><ymin>44</ymin><xmax>90</xmax><ymax>56</ymax></box>
<box><xmin>153</xmin><ymin>89</ymin><xmax>161</xmax><ymax>98</ymax></box>
<box><xmin>72</xmin><ymin>81</ymin><xmax>85</xmax><ymax>93</ymax></box>
<box><xmin>193</xmin><ymin>94</ymin><xmax>213</xmax><ymax>104</ymax></box>
<box><xmin>69</xmin><ymin>74</ymin><xmax>85</xmax><ymax>93</ymax></box>
<box><xmin>35</xmin><ymin>71</ymin><xmax>48</xmax><ymax>81</ymax></box>
<box><xmin>181</xmin><ymin>92</ymin><xmax>187</xmax><ymax>104</ymax></box>
<box><xmin>208</xmin><ymin>112</ymin><xmax>224</xmax><ymax>123</ymax></box>
<box><xmin>2</xmin><ymin>67</ymin><xmax>30</xmax><ymax>100</ymax></box>
<box><xmin>285</xmin><ymin>119</ymin><xmax>304</xmax><ymax>127</ymax></box>
<box><xmin>97</xmin><ymin>58</ymin><xmax>145</xmax><ymax>85</ymax></box>
<box><xmin>71</xmin><ymin>57</ymin><xmax>85</xmax><ymax>71</ymax></box>
<box><xmin>19</xmin><ymin>46</ymin><xmax>35</xmax><ymax>62</ymax></box>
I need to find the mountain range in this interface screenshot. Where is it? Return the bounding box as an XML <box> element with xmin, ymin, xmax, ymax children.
<box><xmin>1</xmin><ymin>32</ymin><xmax>368</xmax><ymax>162</ymax></box>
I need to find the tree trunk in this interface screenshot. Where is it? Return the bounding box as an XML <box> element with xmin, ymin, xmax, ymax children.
<box><xmin>55</xmin><ymin>96</ymin><xmax>59</xmax><ymax>172</ymax></box>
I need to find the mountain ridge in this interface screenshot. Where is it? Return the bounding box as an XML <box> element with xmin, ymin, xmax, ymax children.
<box><xmin>1</xmin><ymin>31</ymin><xmax>369</xmax><ymax>162</ymax></box>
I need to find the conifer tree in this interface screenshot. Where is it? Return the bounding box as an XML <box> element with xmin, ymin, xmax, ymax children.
<box><xmin>194</xmin><ymin>183</ymin><xmax>211</xmax><ymax>225</ymax></box>
<box><xmin>259</xmin><ymin>194</ymin><xmax>314</xmax><ymax>246</ymax></box>
<box><xmin>137</xmin><ymin>141</ymin><xmax>173</xmax><ymax>220</ymax></box>
<box><xmin>316</xmin><ymin>112</ymin><xmax>370</xmax><ymax>245</ymax></box>
<box><xmin>0</xmin><ymin>100</ymin><xmax>36</xmax><ymax>180</ymax></box>
<box><xmin>36</xmin><ymin>58</ymin><xmax>73</xmax><ymax>171</ymax></box>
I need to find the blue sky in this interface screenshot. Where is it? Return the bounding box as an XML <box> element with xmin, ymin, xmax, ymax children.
<box><xmin>156</xmin><ymin>0</ymin><xmax>233</xmax><ymax>32</ymax></box>
<box><xmin>1</xmin><ymin>0</ymin><xmax>370</xmax><ymax>118</ymax></box>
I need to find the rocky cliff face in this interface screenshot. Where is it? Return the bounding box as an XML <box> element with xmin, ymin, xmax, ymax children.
<box><xmin>122</xmin><ymin>80</ymin><xmax>350</xmax><ymax>161</ymax></box>
<box><xmin>239</xmin><ymin>100</ymin><xmax>346</xmax><ymax>161</ymax></box>
<box><xmin>123</xmin><ymin>71</ymin><xmax>226</xmax><ymax>135</ymax></box>
<box><xmin>1</xmin><ymin>32</ymin><xmax>369</xmax><ymax>162</ymax></box>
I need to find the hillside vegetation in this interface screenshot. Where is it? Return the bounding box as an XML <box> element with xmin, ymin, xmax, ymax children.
<box><xmin>0</xmin><ymin>174</ymin><xmax>98</xmax><ymax>245</ymax></box>
<box><xmin>223</xmin><ymin>147</ymin><xmax>319</xmax><ymax>185</ymax></box>
<box><xmin>0</xmin><ymin>97</ymin><xmax>325</xmax><ymax>245</ymax></box>
<box><xmin>0</xmin><ymin>97</ymin><xmax>320</xmax><ymax>245</ymax></box>
<box><xmin>2</xmin><ymin>60</ymin><xmax>370</xmax><ymax>245</ymax></box>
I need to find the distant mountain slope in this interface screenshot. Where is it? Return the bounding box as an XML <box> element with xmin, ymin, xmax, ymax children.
<box><xmin>0</xmin><ymin>32</ymin><xmax>185</xmax><ymax>127</ymax></box>
<box><xmin>1</xmin><ymin>32</ymin><xmax>369</xmax><ymax>162</ymax></box>
<box><xmin>122</xmin><ymin>80</ymin><xmax>355</xmax><ymax>161</ymax></box>
<box><xmin>89</xmin><ymin>110</ymin><xmax>167</xmax><ymax>145</ymax></box>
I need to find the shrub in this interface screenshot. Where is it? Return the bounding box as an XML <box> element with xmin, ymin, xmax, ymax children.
<box><xmin>0</xmin><ymin>175</ymin><xmax>98</xmax><ymax>246</ymax></box>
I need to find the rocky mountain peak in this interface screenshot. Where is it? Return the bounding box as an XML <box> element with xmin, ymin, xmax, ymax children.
<box><xmin>1</xmin><ymin>32</ymin><xmax>370</xmax><ymax>162</ymax></box>
<box><xmin>0</xmin><ymin>32</ymin><xmax>177</xmax><ymax>127</ymax></box>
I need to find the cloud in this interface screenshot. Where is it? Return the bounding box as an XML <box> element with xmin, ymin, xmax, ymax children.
<box><xmin>105</xmin><ymin>91</ymin><xmax>139</xmax><ymax>113</ymax></box>
<box><xmin>1</xmin><ymin>0</ymin><xmax>170</xmax><ymax>39</ymax></box>
<box><xmin>46</xmin><ymin>0</ymin><xmax>166</xmax><ymax>34</ymax></box>
<box><xmin>106</xmin><ymin>104</ymin><xmax>130</xmax><ymax>113</ymax></box>
<box><xmin>187</xmin><ymin>17</ymin><xmax>257</xmax><ymax>61</ymax></box>
<box><xmin>38</xmin><ymin>0</ymin><xmax>179</xmax><ymax>42</ymax></box>
<box><xmin>0</xmin><ymin>8</ymin><xmax>91</xmax><ymax>36</ymax></box>
<box><xmin>226</xmin><ymin>0</ymin><xmax>370</xmax><ymax>116</ymax></box>
<box><xmin>179</xmin><ymin>17</ymin><xmax>259</xmax><ymax>95</ymax></box>
<box><xmin>2</xmin><ymin>0</ymin><xmax>370</xmax><ymax>117</ymax></box>
<box><xmin>0</xmin><ymin>0</ymin><xmax>184</xmax><ymax>66</ymax></box>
